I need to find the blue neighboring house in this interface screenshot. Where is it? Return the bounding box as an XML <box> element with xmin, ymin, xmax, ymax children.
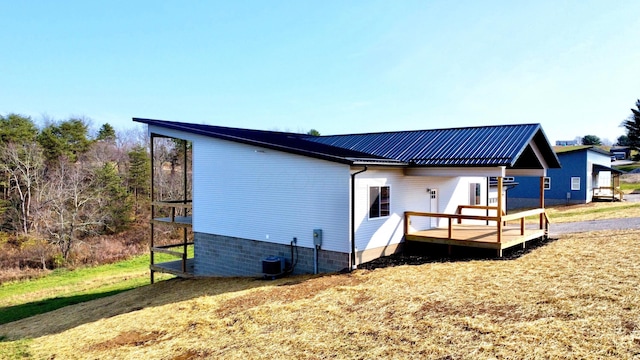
<box><xmin>508</xmin><ymin>145</ymin><xmax>623</xmax><ymax>209</ymax></box>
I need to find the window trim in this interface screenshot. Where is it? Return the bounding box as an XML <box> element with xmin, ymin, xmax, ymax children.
<box><xmin>368</xmin><ymin>185</ymin><xmax>390</xmax><ymax>219</ymax></box>
<box><xmin>571</xmin><ymin>177</ymin><xmax>581</xmax><ymax>191</ymax></box>
<box><xmin>544</xmin><ymin>177</ymin><xmax>551</xmax><ymax>190</ymax></box>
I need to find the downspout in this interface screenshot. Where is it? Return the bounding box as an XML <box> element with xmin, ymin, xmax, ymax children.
<box><xmin>350</xmin><ymin>166</ymin><xmax>368</xmax><ymax>272</ymax></box>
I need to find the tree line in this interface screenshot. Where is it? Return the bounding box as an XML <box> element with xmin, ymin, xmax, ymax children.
<box><xmin>576</xmin><ymin>100</ymin><xmax>640</xmax><ymax>148</ymax></box>
<box><xmin>0</xmin><ymin>114</ymin><xmax>175</xmax><ymax>270</ymax></box>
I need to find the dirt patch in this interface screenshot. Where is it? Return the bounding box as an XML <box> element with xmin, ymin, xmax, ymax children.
<box><xmin>89</xmin><ymin>330</ymin><xmax>167</xmax><ymax>351</ymax></box>
<box><xmin>415</xmin><ymin>300</ymin><xmax>544</xmax><ymax>323</ymax></box>
<box><xmin>171</xmin><ymin>349</ymin><xmax>212</xmax><ymax>360</ymax></box>
<box><xmin>216</xmin><ymin>273</ymin><xmax>363</xmax><ymax>318</ymax></box>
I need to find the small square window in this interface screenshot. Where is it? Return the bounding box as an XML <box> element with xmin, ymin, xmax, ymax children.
<box><xmin>571</xmin><ymin>177</ymin><xmax>581</xmax><ymax>191</ymax></box>
<box><xmin>544</xmin><ymin>177</ymin><xmax>551</xmax><ymax>190</ymax></box>
<box><xmin>369</xmin><ymin>186</ymin><xmax>390</xmax><ymax>219</ymax></box>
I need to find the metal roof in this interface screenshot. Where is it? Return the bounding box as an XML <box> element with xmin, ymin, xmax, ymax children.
<box><xmin>309</xmin><ymin>123</ymin><xmax>560</xmax><ymax>168</ymax></box>
<box><xmin>133</xmin><ymin>118</ymin><xmax>395</xmax><ymax>165</ymax></box>
<box><xmin>593</xmin><ymin>164</ymin><xmax>625</xmax><ymax>175</ymax></box>
<box><xmin>134</xmin><ymin>118</ymin><xmax>560</xmax><ymax>169</ymax></box>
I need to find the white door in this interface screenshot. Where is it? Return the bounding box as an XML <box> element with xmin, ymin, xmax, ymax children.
<box><xmin>429</xmin><ymin>189</ymin><xmax>438</xmax><ymax>228</ymax></box>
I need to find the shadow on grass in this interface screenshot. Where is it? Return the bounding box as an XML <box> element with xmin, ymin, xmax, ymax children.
<box><xmin>359</xmin><ymin>236</ymin><xmax>559</xmax><ymax>270</ymax></box>
<box><xmin>0</xmin><ymin>288</ymin><xmax>137</xmax><ymax>325</ymax></box>
<box><xmin>0</xmin><ymin>275</ymin><xmax>316</xmax><ymax>340</ymax></box>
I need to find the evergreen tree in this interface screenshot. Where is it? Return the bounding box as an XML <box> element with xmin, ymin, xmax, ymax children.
<box><xmin>94</xmin><ymin>163</ymin><xmax>131</xmax><ymax>233</ymax></box>
<box><xmin>96</xmin><ymin>123</ymin><xmax>116</xmax><ymax>142</ymax></box>
<box><xmin>581</xmin><ymin>135</ymin><xmax>602</xmax><ymax>146</ymax></box>
<box><xmin>0</xmin><ymin>114</ymin><xmax>38</xmax><ymax>144</ymax></box>
<box><xmin>37</xmin><ymin>118</ymin><xmax>93</xmax><ymax>162</ymax></box>
<box><xmin>622</xmin><ymin>99</ymin><xmax>640</xmax><ymax>148</ymax></box>
<box><xmin>127</xmin><ymin>145</ymin><xmax>150</xmax><ymax>207</ymax></box>
<box><xmin>616</xmin><ymin>135</ymin><xmax>631</xmax><ymax>146</ymax></box>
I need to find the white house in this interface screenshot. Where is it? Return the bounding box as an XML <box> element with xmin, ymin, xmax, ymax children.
<box><xmin>135</xmin><ymin>118</ymin><xmax>560</xmax><ymax>281</ymax></box>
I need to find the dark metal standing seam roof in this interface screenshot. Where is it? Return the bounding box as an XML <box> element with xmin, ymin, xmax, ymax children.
<box><xmin>308</xmin><ymin>124</ymin><xmax>560</xmax><ymax>168</ymax></box>
<box><xmin>133</xmin><ymin>118</ymin><xmax>402</xmax><ymax>165</ymax></box>
<box><xmin>592</xmin><ymin>164</ymin><xmax>625</xmax><ymax>175</ymax></box>
<box><xmin>133</xmin><ymin>118</ymin><xmax>560</xmax><ymax>169</ymax></box>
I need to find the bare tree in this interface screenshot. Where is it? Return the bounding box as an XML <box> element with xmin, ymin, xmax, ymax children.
<box><xmin>0</xmin><ymin>142</ymin><xmax>44</xmax><ymax>235</ymax></box>
<box><xmin>40</xmin><ymin>159</ymin><xmax>105</xmax><ymax>261</ymax></box>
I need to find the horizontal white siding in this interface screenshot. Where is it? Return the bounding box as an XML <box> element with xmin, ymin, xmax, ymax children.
<box><xmin>193</xmin><ymin>135</ymin><xmax>351</xmax><ymax>253</ymax></box>
<box><xmin>353</xmin><ymin>169</ymin><xmax>486</xmax><ymax>252</ymax></box>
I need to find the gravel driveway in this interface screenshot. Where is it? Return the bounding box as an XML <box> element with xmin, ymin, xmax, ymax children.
<box><xmin>549</xmin><ymin>217</ymin><xmax>640</xmax><ymax>236</ymax></box>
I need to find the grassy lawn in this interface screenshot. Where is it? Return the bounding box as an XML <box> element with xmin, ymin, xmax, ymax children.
<box><xmin>0</xmin><ymin>229</ymin><xmax>638</xmax><ymax>359</ymax></box>
<box><xmin>545</xmin><ymin>201</ymin><xmax>640</xmax><ymax>223</ymax></box>
<box><xmin>620</xmin><ymin>181</ymin><xmax>640</xmax><ymax>194</ymax></box>
<box><xmin>0</xmin><ymin>203</ymin><xmax>638</xmax><ymax>358</ymax></box>
<box><xmin>0</xmin><ymin>253</ymin><xmax>179</xmax><ymax>325</ymax></box>
<box><xmin>615</xmin><ymin>163</ymin><xmax>640</xmax><ymax>173</ymax></box>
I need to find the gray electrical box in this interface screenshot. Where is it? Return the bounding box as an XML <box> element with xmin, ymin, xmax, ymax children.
<box><xmin>313</xmin><ymin>229</ymin><xmax>323</xmax><ymax>247</ymax></box>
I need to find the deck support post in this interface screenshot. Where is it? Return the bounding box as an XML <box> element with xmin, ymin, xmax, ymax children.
<box><xmin>150</xmin><ymin>133</ymin><xmax>156</xmax><ymax>284</ymax></box>
<box><xmin>496</xmin><ymin>176</ymin><xmax>503</xmax><ymax>244</ymax></box>
<box><xmin>539</xmin><ymin>176</ymin><xmax>545</xmax><ymax>229</ymax></box>
<box><xmin>182</xmin><ymin>139</ymin><xmax>188</xmax><ymax>274</ymax></box>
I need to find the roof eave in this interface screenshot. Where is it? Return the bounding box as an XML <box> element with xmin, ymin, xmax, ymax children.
<box><xmin>137</xmin><ymin>117</ymin><xmax>365</xmax><ymax>166</ymax></box>
<box><xmin>511</xmin><ymin>125</ymin><xmax>561</xmax><ymax>169</ymax></box>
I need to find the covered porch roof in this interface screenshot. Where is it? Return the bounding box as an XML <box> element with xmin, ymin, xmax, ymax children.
<box><xmin>593</xmin><ymin>163</ymin><xmax>625</xmax><ymax>175</ymax></box>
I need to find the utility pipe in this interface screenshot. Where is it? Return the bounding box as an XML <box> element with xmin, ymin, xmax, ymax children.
<box><xmin>350</xmin><ymin>166</ymin><xmax>368</xmax><ymax>271</ymax></box>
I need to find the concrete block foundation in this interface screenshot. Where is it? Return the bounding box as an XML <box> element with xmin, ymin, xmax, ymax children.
<box><xmin>194</xmin><ymin>232</ymin><xmax>351</xmax><ymax>277</ymax></box>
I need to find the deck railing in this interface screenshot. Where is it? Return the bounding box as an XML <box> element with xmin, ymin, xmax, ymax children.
<box><xmin>592</xmin><ymin>187</ymin><xmax>624</xmax><ymax>201</ymax></box>
<box><xmin>404</xmin><ymin>207</ymin><xmax>548</xmax><ymax>244</ymax></box>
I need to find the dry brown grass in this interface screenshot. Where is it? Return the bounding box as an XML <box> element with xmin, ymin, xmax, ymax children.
<box><xmin>1</xmin><ymin>230</ymin><xmax>639</xmax><ymax>359</ymax></box>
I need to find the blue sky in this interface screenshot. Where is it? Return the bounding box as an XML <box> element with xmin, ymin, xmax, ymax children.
<box><xmin>2</xmin><ymin>1</ymin><xmax>639</xmax><ymax>144</ymax></box>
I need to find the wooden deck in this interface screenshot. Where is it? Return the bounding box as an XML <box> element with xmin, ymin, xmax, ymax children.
<box><xmin>405</xmin><ymin>206</ymin><xmax>549</xmax><ymax>257</ymax></box>
<box><xmin>405</xmin><ymin>224</ymin><xmax>546</xmax><ymax>254</ymax></box>
<box><xmin>592</xmin><ymin>187</ymin><xmax>624</xmax><ymax>202</ymax></box>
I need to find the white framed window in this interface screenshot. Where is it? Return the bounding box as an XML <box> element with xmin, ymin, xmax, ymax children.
<box><xmin>571</xmin><ymin>177</ymin><xmax>581</xmax><ymax>191</ymax></box>
<box><xmin>369</xmin><ymin>186</ymin><xmax>390</xmax><ymax>219</ymax></box>
<box><xmin>469</xmin><ymin>183</ymin><xmax>481</xmax><ymax>205</ymax></box>
<box><xmin>544</xmin><ymin>177</ymin><xmax>551</xmax><ymax>190</ymax></box>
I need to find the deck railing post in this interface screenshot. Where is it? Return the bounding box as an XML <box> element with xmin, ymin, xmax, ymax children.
<box><xmin>497</xmin><ymin>177</ymin><xmax>503</xmax><ymax>243</ymax></box>
<box><xmin>539</xmin><ymin>176</ymin><xmax>545</xmax><ymax>229</ymax></box>
<box><xmin>404</xmin><ymin>212</ymin><xmax>409</xmax><ymax>236</ymax></box>
<box><xmin>150</xmin><ymin>133</ymin><xmax>156</xmax><ymax>284</ymax></box>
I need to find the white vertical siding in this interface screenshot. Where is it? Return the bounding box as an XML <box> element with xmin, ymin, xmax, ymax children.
<box><xmin>586</xmin><ymin>151</ymin><xmax>613</xmax><ymax>202</ymax></box>
<box><xmin>192</xmin><ymin>135</ymin><xmax>351</xmax><ymax>253</ymax></box>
